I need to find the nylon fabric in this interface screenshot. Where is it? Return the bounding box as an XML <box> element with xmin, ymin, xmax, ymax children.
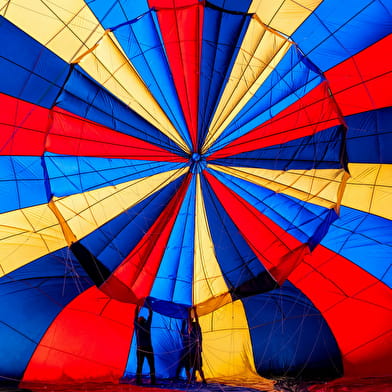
<box><xmin>149</xmin><ymin>0</ymin><xmax>203</xmax><ymax>150</ymax></box>
<box><xmin>342</xmin><ymin>163</ymin><xmax>392</xmax><ymax>220</ymax></box>
<box><xmin>85</xmin><ymin>7</ymin><xmax>191</xmax><ymax>151</ymax></box>
<box><xmin>209</xmin><ymin>82</ymin><xmax>343</xmax><ymax>158</ymax></box>
<box><xmin>211</xmin><ymin>165</ymin><xmax>346</xmax><ymax>210</ymax></box>
<box><xmin>205</xmin><ymin>47</ymin><xmax>324</xmax><ymax>153</ymax></box>
<box><xmin>0</xmin><ymin>168</ymin><xmax>188</xmax><ymax>276</ymax></box>
<box><xmin>79</xmin><ymin>176</ymin><xmax>187</xmax><ymax>273</ymax></box>
<box><xmin>291</xmin><ymin>245</ymin><xmax>392</xmax><ymax>377</ymax></box>
<box><xmin>198</xmin><ymin>6</ymin><xmax>251</xmax><ymax>150</ymax></box>
<box><xmin>0</xmin><ymin>0</ymin><xmax>391</xmax><ymax>385</ymax></box>
<box><xmin>203</xmin><ymin>171</ymin><xmax>302</xmax><ymax>277</ymax></box>
<box><xmin>193</xmin><ymin>174</ymin><xmax>229</xmax><ymax>305</ymax></box>
<box><xmin>249</xmin><ymin>0</ymin><xmax>324</xmax><ymax>35</ymax></box>
<box><xmin>104</xmin><ymin>175</ymin><xmax>192</xmax><ymax>302</ymax></box>
<box><xmin>205</xmin><ymin>17</ymin><xmax>292</xmax><ymax>150</ymax></box>
<box><xmin>23</xmin><ymin>287</ymin><xmax>135</xmax><ymax>382</ymax></box>
<box><xmin>200</xmin><ymin>174</ymin><xmax>268</xmax><ymax>290</ymax></box>
<box><xmin>0</xmin><ymin>0</ymin><xmax>184</xmax><ymax>146</ymax></box>
<box><xmin>199</xmin><ymin>300</ymin><xmax>262</xmax><ymax>381</ymax></box>
<box><xmin>150</xmin><ymin>177</ymin><xmax>196</xmax><ymax>306</ymax></box>
<box><xmin>0</xmin><ymin>252</ymin><xmax>91</xmax><ymax>380</ymax></box>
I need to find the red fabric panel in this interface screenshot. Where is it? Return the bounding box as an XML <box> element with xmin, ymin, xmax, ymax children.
<box><xmin>150</xmin><ymin>0</ymin><xmax>203</xmax><ymax>150</ymax></box>
<box><xmin>23</xmin><ymin>382</ymin><xmax>182</xmax><ymax>392</ymax></box>
<box><xmin>204</xmin><ymin>171</ymin><xmax>306</xmax><ymax>279</ymax></box>
<box><xmin>0</xmin><ymin>93</ymin><xmax>49</xmax><ymax>155</ymax></box>
<box><xmin>0</xmin><ymin>93</ymin><xmax>186</xmax><ymax>162</ymax></box>
<box><xmin>326</xmin><ymin>34</ymin><xmax>392</xmax><ymax>116</ymax></box>
<box><xmin>23</xmin><ymin>287</ymin><xmax>135</xmax><ymax>382</ymax></box>
<box><xmin>104</xmin><ymin>174</ymin><xmax>192</xmax><ymax>303</ymax></box>
<box><xmin>269</xmin><ymin>243</ymin><xmax>310</xmax><ymax>285</ymax></box>
<box><xmin>209</xmin><ymin>82</ymin><xmax>342</xmax><ymax>159</ymax></box>
<box><xmin>290</xmin><ymin>246</ymin><xmax>392</xmax><ymax>377</ymax></box>
<box><xmin>49</xmin><ymin>108</ymin><xmax>186</xmax><ymax>161</ymax></box>
<box><xmin>309</xmin><ymin>376</ymin><xmax>392</xmax><ymax>392</ymax></box>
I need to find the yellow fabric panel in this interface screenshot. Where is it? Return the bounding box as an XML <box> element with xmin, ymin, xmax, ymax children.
<box><xmin>0</xmin><ymin>168</ymin><xmax>188</xmax><ymax>277</ymax></box>
<box><xmin>77</xmin><ymin>33</ymin><xmax>188</xmax><ymax>152</ymax></box>
<box><xmin>196</xmin><ymin>292</ymin><xmax>233</xmax><ymax>317</ymax></box>
<box><xmin>202</xmin><ymin>0</ymin><xmax>323</xmax><ymax>152</ymax></box>
<box><xmin>203</xmin><ymin>18</ymin><xmax>291</xmax><ymax>152</ymax></box>
<box><xmin>193</xmin><ymin>175</ymin><xmax>229</xmax><ymax>305</ymax></box>
<box><xmin>0</xmin><ymin>0</ymin><xmax>188</xmax><ymax>152</ymax></box>
<box><xmin>0</xmin><ymin>204</ymin><xmax>66</xmax><ymax>276</ymax></box>
<box><xmin>55</xmin><ymin>167</ymin><xmax>188</xmax><ymax>239</ymax></box>
<box><xmin>342</xmin><ymin>163</ymin><xmax>392</xmax><ymax>220</ymax></box>
<box><xmin>210</xmin><ymin>165</ymin><xmax>347</xmax><ymax>209</ymax></box>
<box><xmin>0</xmin><ymin>0</ymin><xmax>102</xmax><ymax>60</ymax></box>
<box><xmin>198</xmin><ymin>300</ymin><xmax>267</xmax><ymax>383</ymax></box>
<box><xmin>249</xmin><ymin>0</ymin><xmax>323</xmax><ymax>36</ymax></box>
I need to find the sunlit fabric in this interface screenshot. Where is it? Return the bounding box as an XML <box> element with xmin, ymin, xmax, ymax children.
<box><xmin>0</xmin><ymin>0</ymin><xmax>391</xmax><ymax>388</ymax></box>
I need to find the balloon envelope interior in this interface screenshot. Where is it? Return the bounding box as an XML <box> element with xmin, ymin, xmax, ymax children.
<box><xmin>0</xmin><ymin>0</ymin><xmax>391</xmax><ymax>387</ymax></box>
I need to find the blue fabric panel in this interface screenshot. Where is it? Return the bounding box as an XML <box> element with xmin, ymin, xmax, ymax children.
<box><xmin>125</xmin><ymin>311</ymin><xmax>183</xmax><ymax>379</ymax></box>
<box><xmin>87</xmin><ymin>1</ymin><xmax>190</xmax><ymax>149</ymax></box>
<box><xmin>209</xmin><ymin>125</ymin><xmax>345</xmax><ymax>170</ymax></box>
<box><xmin>0</xmin><ymin>156</ymin><xmax>48</xmax><ymax>213</ymax></box>
<box><xmin>151</xmin><ymin>176</ymin><xmax>196</xmax><ymax>306</ymax></box>
<box><xmin>200</xmin><ymin>174</ymin><xmax>266</xmax><ymax>288</ymax></box>
<box><xmin>292</xmin><ymin>0</ymin><xmax>392</xmax><ymax>72</ymax></box>
<box><xmin>208</xmin><ymin>168</ymin><xmax>333</xmax><ymax>245</ymax></box>
<box><xmin>79</xmin><ymin>175</ymin><xmax>187</xmax><ymax>272</ymax></box>
<box><xmin>198</xmin><ymin>7</ymin><xmax>251</xmax><ymax>149</ymax></box>
<box><xmin>244</xmin><ymin>282</ymin><xmax>343</xmax><ymax>378</ymax></box>
<box><xmin>57</xmin><ymin>67</ymin><xmax>185</xmax><ymax>156</ymax></box>
<box><xmin>0</xmin><ymin>249</ymin><xmax>91</xmax><ymax>379</ymax></box>
<box><xmin>308</xmin><ymin>208</ymin><xmax>339</xmax><ymax>251</ymax></box>
<box><xmin>0</xmin><ymin>16</ymin><xmax>69</xmax><ymax>108</ymax></box>
<box><xmin>108</xmin><ymin>12</ymin><xmax>191</xmax><ymax>150</ymax></box>
<box><xmin>345</xmin><ymin>107</ymin><xmax>392</xmax><ymax>164</ymax></box>
<box><xmin>207</xmin><ymin>0</ymin><xmax>252</xmax><ymax>12</ymax></box>
<box><xmin>45</xmin><ymin>153</ymin><xmax>187</xmax><ymax>197</ymax></box>
<box><xmin>321</xmin><ymin>206</ymin><xmax>392</xmax><ymax>287</ymax></box>
<box><xmin>207</xmin><ymin>46</ymin><xmax>323</xmax><ymax>154</ymax></box>
<box><xmin>86</xmin><ymin>0</ymin><xmax>150</xmax><ymax>26</ymax></box>
<box><xmin>147</xmin><ymin>297</ymin><xmax>189</xmax><ymax>319</ymax></box>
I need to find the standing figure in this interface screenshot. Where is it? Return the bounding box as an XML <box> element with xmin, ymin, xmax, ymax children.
<box><xmin>189</xmin><ymin>307</ymin><xmax>207</xmax><ymax>384</ymax></box>
<box><xmin>134</xmin><ymin>303</ymin><xmax>156</xmax><ymax>385</ymax></box>
<box><xmin>176</xmin><ymin>317</ymin><xmax>192</xmax><ymax>382</ymax></box>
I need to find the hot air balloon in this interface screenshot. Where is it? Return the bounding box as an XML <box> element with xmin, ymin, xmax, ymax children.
<box><xmin>0</xmin><ymin>0</ymin><xmax>391</xmax><ymax>391</ymax></box>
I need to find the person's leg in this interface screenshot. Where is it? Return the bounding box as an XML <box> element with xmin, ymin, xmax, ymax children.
<box><xmin>195</xmin><ymin>351</ymin><xmax>206</xmax><ymax>384</ymax></box>
<box><xmin>146</xmin><ymin>350</ymin><xmax>156</xmax><ymax>384</ymax></box>
<box><xmin>136</xmin><ymin>349</ymin><xmax>144</xmax><ymax>384</ymax></box>
<box><xmin>199</xmin><ymin>368</ymin><xmax>207</xmax><ymax>384</ymax></box>
<box><xmin>185</xmin><ymin>368</ymin><xmax>191</xmax><ymax>383</ymax></box>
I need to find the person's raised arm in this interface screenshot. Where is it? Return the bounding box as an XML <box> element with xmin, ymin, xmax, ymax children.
<box><xmin>134</xmin><ymin>304</ymin><xmax>140</xmax><ymax>322</ymax></box>
<box><xmin>193</xmin><ymin>307</ymin><xmax>202</xmax><ymax>345</ymax></box>
<box><xmin>147</xmin><ymin>302</ymin><xmax>153</xmax><ymax>323</ymax></box>
<box><xmin>187</xmin><ymin>307</ymin><xmax>193</xmax><ymax>334</ymax></box>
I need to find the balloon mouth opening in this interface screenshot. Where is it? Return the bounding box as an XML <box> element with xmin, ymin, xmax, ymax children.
<box><xmin>189</xmin><ymin>152</ymin><xmax>207</xmax><ymax>173</ymax></box>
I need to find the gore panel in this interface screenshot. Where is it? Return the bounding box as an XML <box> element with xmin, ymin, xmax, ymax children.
<box><xmin>0</xmin><ymin>249</ymin><xmax>91</xmax><ymax>379</ymax></box>
<box><xmin>243</xmin><ymin>283</ymin><xmax>343</xmax><ymax>379</ymax></box>
<box><xmin>0</xmin><ymin>16</ymin><xmax>69</xmax><ymax>108</ymax></box>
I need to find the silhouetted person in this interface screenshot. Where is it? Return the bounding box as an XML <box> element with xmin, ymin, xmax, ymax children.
<box><xmin>134</xmin><ymin>303</ymin><xmax>156</xmax><ymax>385</ymax></box>
<box><xmin>189</xmin><ymin>307</ymin><xmax>207</xmax><ymax>384</ymax></box>
<box><xmin>176</xmin><ymin>317</ymin><xmax>192</xmax><ymax>382</ymax></box>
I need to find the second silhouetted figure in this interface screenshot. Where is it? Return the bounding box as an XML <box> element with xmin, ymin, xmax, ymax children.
<box><xmin>134</xmin><ymin>303</ymin><xmax>156</xmax><ymax>385</ymax></box>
